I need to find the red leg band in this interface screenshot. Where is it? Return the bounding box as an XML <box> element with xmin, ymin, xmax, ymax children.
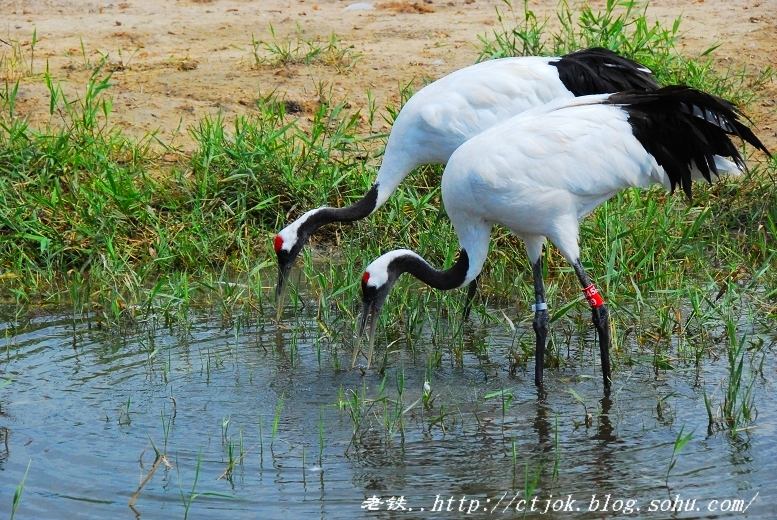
<box><xmin>583</xmin><ymin>284</ymin><xmax>604</xmax><ymax>308</ymax></box>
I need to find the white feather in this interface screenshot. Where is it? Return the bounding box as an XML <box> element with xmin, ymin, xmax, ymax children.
<box><xmin>276</xmin><ymin>208</ymin><xmax>318</xmax><ymax>251</ymax></box>
<box><xmin>442</xmin><ymin>99</ymin><xmax>672</xmax><ymax>265</ymax></box>
<box><xmin>364</xmin><ymin>249</ymin><xmax>419</xmax><ymax>287</ymax></box>
<box><xmin>373</xmin><ymin>57</ymin><xmax>575</xmax><ymax>208</ymax></box>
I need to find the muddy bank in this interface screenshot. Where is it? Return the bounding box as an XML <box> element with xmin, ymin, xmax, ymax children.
<box><xmin>1</xmin><ymin>0</ymin><xmax>774</xmax><ymax>149</ymax></box>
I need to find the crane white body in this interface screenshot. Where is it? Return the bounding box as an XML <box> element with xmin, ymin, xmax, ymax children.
<box><xmin>373</xmin><ymin>57</ymin><xmax>575</xmax><ymax>207</ymax></box>
<box><xmin>443</xmin><ymin>96</ymin><xmax>655</xmax><ymax>278</ymax></box>
<box><xmin>440</xmin><ymin>96</ymin><xmax>743</xmax><ymax>278</ymax></box>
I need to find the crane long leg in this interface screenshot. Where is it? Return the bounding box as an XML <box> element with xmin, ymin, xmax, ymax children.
<box><xmin>462</xmin><ymin>274</ymin><xmax>480</xmax><ymax>320</ymax></box>
<box><xmin>572</xmin><ymin>259</ymin><xmax>612</xmax><ymax>392</ymax></box>
<box><xmin>531</xmin><ymin>257</ymin><xmax>549</xmax><ymax>387</ymax></box>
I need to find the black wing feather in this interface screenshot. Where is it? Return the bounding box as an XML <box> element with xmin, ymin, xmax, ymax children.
<box><xmin>552</xmin><ymin>47</ymin><xmax>660</xmax><ymax>95</ymax></box>
<box><xmin>607</xmin><ymin>85</ymin><xmax>770</xmax><ymax>197</ymax></box>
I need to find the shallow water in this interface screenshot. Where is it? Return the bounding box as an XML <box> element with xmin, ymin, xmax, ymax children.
<box><xmin>1</xmin><ymin>304</ymin><xmax>775</xmax><ymax>519</ymax></box>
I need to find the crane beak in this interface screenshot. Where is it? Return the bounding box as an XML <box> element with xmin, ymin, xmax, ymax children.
<box><xmin>275</xmin><ymin>262</ymin><xmax>292</xmax><ymax>322</ymax></box>
<box><xmin>352</xmin><ymin>290</ymin><xmax>386</xmax><ymax>369</ymax></box>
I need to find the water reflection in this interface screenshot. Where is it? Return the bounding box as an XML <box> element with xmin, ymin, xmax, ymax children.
<box><xmin>0</xmin><ymin>308</ymin><xmax>774</xmax><ymax>518</ymax></box>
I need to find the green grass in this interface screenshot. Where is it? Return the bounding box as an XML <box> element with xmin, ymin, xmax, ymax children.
<box><xmin>0</xmin><ymin>57</ymin><xmax>371</xmax><ymax>323</ymax></box>
<box><xmin>0</xmin><ymin>29</ymin><xmax>39</xmax><ymax>81</ymax></box>
<box><xmin>10</xmin><ymin>459</ymin><xmax>31</xmax><ymax>520</ymax></box>
<box><xmin>251</xmin><ymin>25</ymin><xmax>360</xmax><ymax>71</ymax></box>
<box><xmin>1</xmin><ymin>2</ymin><xmax>775</xmax><ymax>425</ymax></box>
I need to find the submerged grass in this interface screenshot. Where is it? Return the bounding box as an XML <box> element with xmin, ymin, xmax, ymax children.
<box><xmin>9</xmin><ymin>459</ymin><xmax>31</xmax><ymax>520</ymax></box>
<box><xmin>1</xmin><ymin>2</ymin><xmax>775</xmax><ymax>417</ymax></box>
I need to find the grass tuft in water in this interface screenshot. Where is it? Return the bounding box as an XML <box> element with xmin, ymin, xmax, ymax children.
<box><xmin>10</xmin><ymin>459</ymin><xmax>31</xmax><ymax>520</ymax></box>
<box><xmin>666</xmin><ymin>425</ymin><xmax>693</xmax><ymax>486</ymax></box>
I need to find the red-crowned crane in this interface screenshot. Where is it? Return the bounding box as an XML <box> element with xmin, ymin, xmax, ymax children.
<box><xmin>273</xmin><ymin>48</ymin><xmax>659</xmax><ymax>317</ymax></box>
<box><xmin>356</xmin><ymin>86</ymin><xmax>769</xmax><ymax>391</ymax></box>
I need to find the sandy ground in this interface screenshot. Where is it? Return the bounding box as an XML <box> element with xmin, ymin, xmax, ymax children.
<box><xmin>1</xmin><ymin>0</ymin><xmax>775</xmax><ymax>151</ymax></box>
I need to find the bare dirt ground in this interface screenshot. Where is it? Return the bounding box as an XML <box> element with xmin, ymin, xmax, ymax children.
<box><xmin>2</xmin><ymin>0</ymin><xmax>775</xmax><ymax>151</ymax></box>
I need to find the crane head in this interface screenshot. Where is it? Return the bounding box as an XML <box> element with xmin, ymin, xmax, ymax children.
<box><xmin>273</xmin><ymin>229</ymin><xmax>304</xmax><ymax>321</ymax></box>
<box><xmin>353</xmin><ymin>268</ymin><xmax>395</xmax><ymax>368</ymax></box>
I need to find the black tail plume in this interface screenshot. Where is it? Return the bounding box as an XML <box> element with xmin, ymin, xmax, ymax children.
<box><xmin>607</xmin><ymin>85</ymin><xmax>770</xmax><ymax>197</ymax></box>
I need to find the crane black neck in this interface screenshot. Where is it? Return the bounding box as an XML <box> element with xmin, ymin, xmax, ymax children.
<box><xmin>298</xmin><ymin>184</ymin><xmax>379</xmax><ymax>240</ymax></box>
<box><xmin>389</xmin><ymin>249</ymin><xmax>470</xmax><ymax>291</ymax></box>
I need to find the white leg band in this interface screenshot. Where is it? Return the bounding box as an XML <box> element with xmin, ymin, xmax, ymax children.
<box><xmin>531</xmin><ymin>303</ymin><xmax>548</xmax><ymax>312</ymax></box>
